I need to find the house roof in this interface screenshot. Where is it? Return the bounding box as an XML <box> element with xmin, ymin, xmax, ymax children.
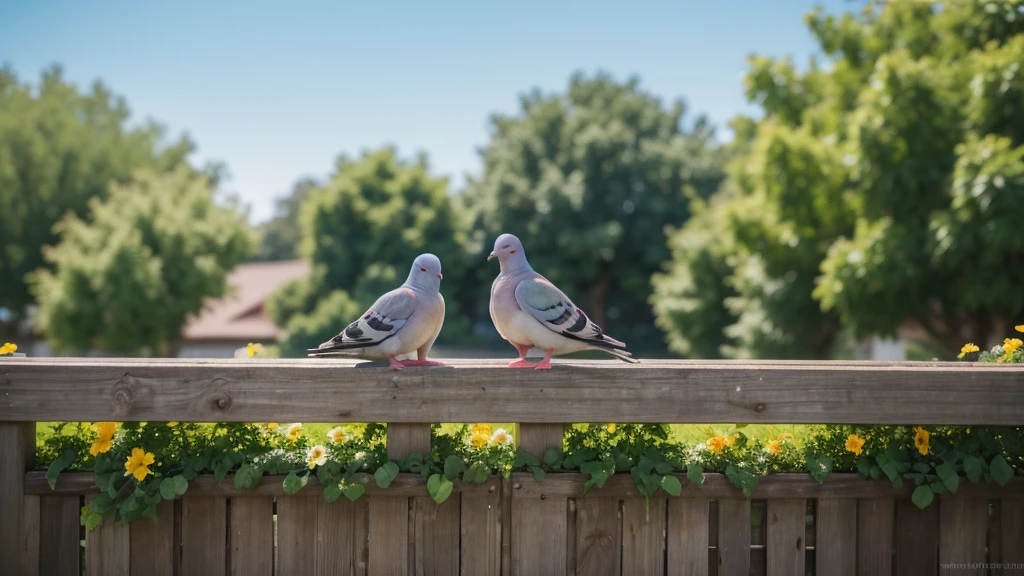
<box><xmin>181</xmin><ymin>259</ymin><xmax>310</xmax><ymax>341</ymax></box>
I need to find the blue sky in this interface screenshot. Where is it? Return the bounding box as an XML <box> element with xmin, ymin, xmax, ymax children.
<box><xmin>1</xmin><ymin>0</ymin><xmax>852</xmax><ymax>222</ymax></box>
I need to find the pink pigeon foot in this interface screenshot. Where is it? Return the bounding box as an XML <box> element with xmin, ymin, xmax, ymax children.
<box><xmin>534</xmin><ymin>349</ymin><xmax>554</xmax><ymax>370</ymax></box>
<box><xmin>507</xmin><ymin>359</ymin><xmax>536</xmax><ymax>368</ymax></box>
<box><xmin>512</xmin><ymin>342</ymin><xmax>533</xmax><ymax>358</ymax></box>
<box><xmin>388</xmin><ymin>355</ymin><xmax>405</xmax><ymax>371</ymax></box>
<box><xmin>400</xmin><ymin>359</ymin><xmax>448</xmax><ymax>367</ymax></box>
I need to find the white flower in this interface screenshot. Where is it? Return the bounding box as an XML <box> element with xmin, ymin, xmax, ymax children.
<box><xmin>306</xmin><ymin>445</ymin><xmax>328</xmax><ymax>469</ymax></box>
<box><xmin>327</xmin><ymin>427</ymin><xmax>346</xmax><ymax>444</ymax></box>
<box><xmin>489</xmin><ymin>428</ymin><xmax>514</xmax><ymax>445</ymax></box>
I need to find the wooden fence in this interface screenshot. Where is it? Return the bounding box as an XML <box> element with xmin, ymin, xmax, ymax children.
<box><xmin>2</xmin><ymin>358</ymin><xmax>1024</xmax><ymax>575</ymax></box>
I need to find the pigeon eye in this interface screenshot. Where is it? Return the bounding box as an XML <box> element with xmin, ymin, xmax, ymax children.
<box><xmin>420</xmin><ymin>267</ymin><xmax>427</xmax><ymax>272</ymax></box>
<box><xmin>510</xmin><ymin>248</ymin><xmax>517</xmax><ymax>254</ymax></box>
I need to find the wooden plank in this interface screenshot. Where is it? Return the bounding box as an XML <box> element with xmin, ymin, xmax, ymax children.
<box><xmin>766</xmin><ymin>499</ymin><xmax>805</xmax><ymax>576</ymax></box>
<box><xmin>1001</xmin><ymin>499</ymin><xmax>1024</xmax><ymax>563</ymax></box>
<box><xmin>517</xmin><ymin>423</ymin><xmax>564</xmax><ymax>457</ymax></box>
<box><xmin>229</xmin><ymin>496</ymin><xmax>273</xmax><ymax>576</ymax></box>
<box><xmin>856</xmin><ymin>498</ymin><xmax>893</xmax><ymax>576</ymax></box>
<box><xmin>368</xmin><ymin>497</ymin><xmax>410</xmax><ymax>576</ymax></box>
<box><xmin>816</xmin><ymin>498</ymin><xmax>855</xmax><ymax>576</ymax></box>
<box><xmin>413</xmin><ymin>495</ymin><xmax>460</xmax><ymax>576</ymax></box>
<box><xmin>622</xmin><ymin>498</ymin><xmax>666</xmax><ymax>576</ymax></box>
<box><xmin>6</xmin><ymin>358</ymin><xmax>1024</xmax><ymax>424</ymax></box>
<box><xmin>85</xmin><ymin>502</ymin><xmax>130</xmax><ymax>576</ymax></box>
<box><xmin>938</xmin><ymin>497</ymin><xmax>987</xmax><ymax>574</ymax></box>
<box><xmin>0</xmin><ymin>422</ymin><xmax>38</xmax><ymax>576</ymax></box>
<box><xmin>572</xmin><ymin>498</ymin><xmax>620</xmax><ymax>576</ymax></box>
<box><xmin>893</xmin><ymin>499</ymin><xmax>937</xmax><ymax>576</ymax></box>
<box><xmin>501</xmin><ymin>476</ymin><xmax>512</xmax><ymax>576</ymax></box>
<box><xmin>39</xmin><ymin>495</ymin><xmax>81</xmax><ymax>576</ymax></box>
<box><xmin>667</xmin><ymin>498</ymin><xmax>708</xmax><ymax>576</ymax></box>
<box><xmin>511</xmin><ymin>477</ymin><xmax>568</xmax><ymax>576</ymax></box>
<box><xmin>717</xmin><ymin>498</ymin><xmax>750</xmax><ymax>576</ymax></box>
<box><xmin>316</xmin><ymin>498</ymin><xmax>364</xmax><ymax>576</ymax></box>
<box><xmin>461</xmin><ymin>487</ymin><xmax>501</xmax><ymax>576</ymax></box>
<box><xmin>130</xmin><ymin>500</ymin><xmax>177</xmax><ymax>576</ymax></box>
<box><xmin>388</xmin><ymin>423</ymin><xmax>430</xmax><ymax>459</ymax></box>
<box><xmin>181</xmin><ymin>495</ymin><xmax>227</xmax><ymax>576</ymax></box>
<box><xmin>277</xmin><ymin>495</ymin><xmax>318</xmax><ymax>574</ymax></box>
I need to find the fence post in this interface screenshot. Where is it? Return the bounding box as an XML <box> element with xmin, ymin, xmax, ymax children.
<box><xmin>0</xmin><ymin>421</ymin><xmax>39</xmax><ymax>575</ymax></box>
<box><xmin>512</xmin><ymin>423</ymin><xmax>566</xmax><ymax>575</ymax></box>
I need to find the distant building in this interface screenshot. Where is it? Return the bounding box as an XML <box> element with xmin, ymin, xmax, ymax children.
<box><xmin>178</xmin><ymin>259</ymin><xmax>309</xmax><ymax>357</ymax></box>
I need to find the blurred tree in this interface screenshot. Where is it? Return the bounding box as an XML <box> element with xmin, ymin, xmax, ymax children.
<box><xmin>268</xmin><ymin>148</ymin><xmax>472</xmax><ymax>356</ymax></box>
<box><xmin>654</xmin><ymin>0</ymin><xmax>1024</xmax><ymax>358</ymax></box>
<box><xmin>252</xmin><ymin>177</ymin><xmax>318</xmax><ymax>261</ymax></box>
<box><xmin>464</xmin><ymin>73</ymin><xmax>726</xmax><ymax>353</ymax></box>
<box><xmin>0</xmin><ymin>66</ymin><xmax>194</xmax><ymax>339</ymax></box>
<box><xmin>29</xmin><ymin>168</ymin><xmax>253</xmax><ymax>355</ymax></box>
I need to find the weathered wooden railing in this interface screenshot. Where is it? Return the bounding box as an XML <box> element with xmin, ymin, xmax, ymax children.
<box><xmin>2</xmin><ymin>358</ymin><xmax>1024</xmax><ymax>575</ymax></box>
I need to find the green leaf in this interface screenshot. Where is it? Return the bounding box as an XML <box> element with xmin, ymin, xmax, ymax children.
<box><xmin>374</xmin><ymin>462</ymin><xmax>400</xmax><ymax>489</ymax></box>
<box><xmin>234</xmin><ymin>464</ymin><xmax>253</xmax><ymax>491</ymax></box>
<box><xmin>806</xmin><ymin>456</ymin><xmax>833</xmax><ymax>484</ymax></box>
<box><xmin>142</xmin><ymin>503</ymin><xmax>159</xmax><ymax>520</ymax></box>
<box><xmin>542</xmin><ymin>448</ymin><xmax>561</xmax><ymax>467</ymax></box>
<box><xmin>324</xmin><ymin>482</ymin><xmax>342</xmax><ymax>503</ymax></box>
<box><xmin>85</xmin><ymin>512</ymin><xmax>103</xmax><ymax>532</ymax></box>
<box><xmin>514</xmin><ymin>448</ymin><xmax>540</xmax><ymax>469</ymax></box>
<box><xmin>990</xmin><ymin>455</ymin><xmax>1014</xmax><ymax>486</ymax></box>
<box><xmin>89</xmin><ymin>493</ymin><xmax>113</xmax><ymax>515</ymax></box>
<box><xmin>466</xmin><ymin>462</ymin><xmax>490</xmax><ymax>484</ymax></box>
<box><xmin>686</xmin><ymin>463</ymin><xmax>704</xmax><ymax>486</ymax></box>
<box><xmin>159</xmin><ymin>478</ymin><xmax>178</xmax><ymax>500</ymax></box>
<box><xmin>46</xmin><ymin>449</ymin><xmax>77</xmax><ymax>490</ymax></box>
<box><xmin>930</xmin><ymin>480</ymin><xmax>949</xmax><ymax>496</ymax></box>
<box><xmin>963</xmin><ymin>455</ymin><xmax>982</xmax><ymax>483</ymax></box>
<box><xmin>913</xmin><ymin>462</ymin><xmax>932</xmax><ymax>474</ymax></box>
<box><xmin>640</xmin><ymin>473</ymin><xmax>661</xmax><ymax>496</ymax></box>
<box><xmin>343</xmin><ymin>483</ymin><xmax>366</xmax><ymax>502</ymax></box>
<box><xmin>911</xmin><ymin>485</ymin><xmax>934</xmax><ymax>509</ymax></box>
<box><xmin>427</xmin><ymin>474</ymin><xmax>453</xmax><ymax>505</ymax></box>
<box><xmin>530</xmin><ymin>466</ymin><xmax>545</xmax><ymax>482</ymax></box>
<box><xmin>444</xmin><ymin>456</ymin><xmax>466</xmax><ymax>481</ymax></box>
<box><xmin>935</xmin><ymin>463</ymin><xmax>959</xmax><ymax>494</ymax></box>
<box><xmin>282</xmin><ymin>472</ymin><xmax>309</xmax><ymax>495</ymax></box>
<box><xmin>661</xmin><ymin>475</ymin><xmax>682</xmax><ymax>497</ymax></box>
<box><xmin>869</xmin><ymin>465</ymin><xmax>881</xmax><ymax>481</ymax></box>
<box><xmin>856</xmin><ymin>457</ymin><xmax>871</xmax><ymax>477</ymax></box>
<box><xmin>879</xmin><ymin>460</ymin><xmax>898</xmax><ymax>483</ymax></box>
<box><xmin>214</xmin><ymin>459</ymin><xmax>232</xmax><ymax>484</ymax></box>
<box><xmin>654</xmin><ymin>462</ymin><xmax>674</xmax><ymax>475</ymax></box>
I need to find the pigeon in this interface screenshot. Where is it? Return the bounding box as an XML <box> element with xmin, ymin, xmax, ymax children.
<box><xmin>487</xmin><ymin>233</ymin><xmax>637</xmax><ymax>369</ymax></box>
<box><xmin>307</xmin><ymin>254</ymin><xmax>446</xmax><ymax>370</ymax></box>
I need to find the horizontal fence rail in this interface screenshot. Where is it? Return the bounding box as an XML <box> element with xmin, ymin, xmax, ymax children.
<box><xmin>3</xmin><ymin>357</ymin><xmax>1024</xmax><ymax>575</ymax></box>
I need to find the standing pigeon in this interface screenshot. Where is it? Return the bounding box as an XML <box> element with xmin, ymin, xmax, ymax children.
<box><xmin>488</xmin><ymin>234</ymin><xmax>637</xmax><ymax>369</ymax></box>
<box><xmin>307</xmin><ymin>254</ymin><xmax>446</xmax><ymax>370</ymax></box>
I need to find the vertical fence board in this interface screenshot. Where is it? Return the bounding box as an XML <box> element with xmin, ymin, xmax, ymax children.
<box><xmin>0</xmin><ymin>422</ymin><xmax>39</xmax><ymax>576</ymax></box>
<box><xmin>938</xmin><ymin>498</ymin><xmax>987</xmax><ymax>575</ymax></box>
<box><xmin>816</xmin><ymin>498</ymin><xmax>855</xmax><ymax>576</ymax></box>
<box><xmin>85</xmin><ymin>506</ymin><xmax>130</xmax><ymax>576</ymax></box>
<box><xmin>717</xmin><ymin>498</ymin><xmax>750</xmax><ymax>576</ymax></box>
<box><xmin>856</xmin><ymin>499</ymin><xmax>893</xmax><ymax>576</ymax></box>
<box><xmin>39</xmin><ymin>494</ymin><xmax>81</xmax><ymax>576</ymax></box>
<box><xmin>413</xmin><ymin>495</ymin><xmax>460</xmax><ymax>576</ymax></box>
<box><xmin>667</xmin><ymin>498</ymin><xmax>708</xmax><ymax>576</ymax></box>
<box><xmin>1000</xmin><ymin>499</ymin><xmax>1024</xmax><ymax>563</ymax></box>
<box><xmin>315</xmin><ymin>498</ymin><xmax>362</xmax><ymax>576</ymax></box>
<box><xmin>229</xmin><ymin>497</ymin><xmax>273</xmax><ymax>576</ymax></box>
<box><xmin>130</xmin><ymin>500</ymin><xmax>177</xmax><ymax>576</ymax></box>
<box><xmin>766</xmin><ymin>499</ymin><xmax>805</xmax><ymax>576</ymax></box>
<box><xmin>513</xmin><ymin>424</ymin><xmax>567</xmax><ymax>576</ymax></box>
<box><xmin>572</xmin><ymin>498</ymin><xmax>620</xmax><ymax>576</ymax></box>
<box><xmin>623</xmin><ymin>498</ymin><xmax>666</xmax><ymax>576</ymax></box>
<box><xmin>181</xmin><ymin>495</ymin><xmax>227</xmax><ymax>576</ymax></box>
<box><xmin>278</xmin><ymin>495</ymin><xmax>318</xmax><ymax>574</ymax></box>
<box><xmin>893</xmin><ymin>499</ymin><xmax>937</xmax><ymax>576</ymax></box>
<box><xmin>387</xmin><ymin>424</ymin><xmax>431</xmax><ymax>460</ymax></box>
<box><xmin>461</xmin><ymin>488</ymin><xmax>501</xmax><ymax>576</ymax></box>
<box><xmin>368</xmin><ymin>497</ymin><xmax>410</xmax><ymax>576</ymax></box>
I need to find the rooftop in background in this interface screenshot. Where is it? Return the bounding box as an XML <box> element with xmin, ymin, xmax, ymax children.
<box><xmin>182</xmin><ymin>259</ymin><xmax>309</xmax><ymax>342</ymax></box>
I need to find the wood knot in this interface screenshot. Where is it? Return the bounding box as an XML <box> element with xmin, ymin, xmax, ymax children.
<box><xmin>513</xmin><ymin>483</ymin><xmax>521</xmax><ymax>490</ymax></box>
<box><xmin>488</xmin><ymin>485</ymin><xmax>495</xmax><ymax>493</ymax></box>
<box><xmin>540</xmin><ymin>493</ymin><xmax>546</xmax><ymax>500</ymax></box>
<box><xmin>112</xmin><ymin>373</ymin><xmax>134</xmax><ymax>413</ymax></box>
<box><xmin>213</xmin><ymin>393</ymin><xmax>232</xmax><ymax>411</ymax></box>
<box><xmin>755</xmin><ymin>403</ymin><xmax>766</xmax><ymax>412</ymax></box>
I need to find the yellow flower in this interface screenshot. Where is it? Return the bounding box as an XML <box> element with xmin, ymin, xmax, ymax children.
<box><xmin>707</xmin><ymin>436</ymin><xmax>726</xmax><ymax>454</ymax></box>
<box><xmin>958</xmin><ymin>343</ymin><xmax>980</xmax><ymax>359</ymax></box>
<box><xmin>246</xmin><ymin>342</ymin><xmax>263</xmax><ymax>358</ymax></box>
<box><xmin>267</xmin><ymin>422</ymin><xmax>279</xmax><ymax>430</ymax></box>
<box><xmin>914</xmin><ymin>427</ymin><xmax>930</xmax><ymax>456</ymax></box>
<box><xmin>124</xmin><ymin>448</ymin><xmax>155</xmax><ymax>482</ymax></box>
<box><xmin>471</xmin><ymin>423</ymin><xmax>491</xmax><ymax>436</ymax></box>
<box><xmin>777</xmin><ymin>433</ymin><xmax>795</xmax><ymax>442</ymax></box>
<box><xmin>723</xmin><ymin>434</ymin><xmax>738</xmax><ymax>446</ymax></box>
<box><xmin>606</xmin><ymin>423</ymin><xmax>617</xmax><ymax>434</ymax></box>
<box><xmin>306</xmin><ymin>445</ymin><xmax>328</xmax><ymax>469</ymax></box>
<box><xmin>89</xmin><ymin>439</ymin><xmax>112</xmax><ymax>456</ymax></box>
<box><xmin>470</xmin><ymin>433</ymin><xmax>488</xmax><ymax>448</ymax></box>
<box><xmin>327</xmin><ymin>427</ymin><xmax>346</xmax><ymax>444</ymax></box>
<box><xmin>0</xmin><ymin>342</ymin><xmax>17</xmax><ymax>355</ymax></box>
<box><xmin>284</xmin><ymin>423</ymin><xmax>303</xmax><ymax>444</ymax></box>
<box><xmin>845</xmin><ymin>434</ymin><xmax>865</xmax><ymax>456</ymax></box>
<box><xmin>92</xmin><ymin>422</ymin><xmax>116</xmax><ymax>440</ymax></box>
<box><xmin>767</xmin><ymin>440</ymin><xmax>782</xmax><ymax>455</ymax></box>
<box><xmin>489</xmin><ymin>428</ymin><xmax>513</xmax><ymax>445</ymax></box>
<box><xmin>1016</xmin><ymin>325</ymin><xmax>1024</xmax><ymax>333</ymax></box>
<box><xmin>1003</xmin><ymin>338</ymin><xmax>1022</xmax><ymax>354</ymax></box>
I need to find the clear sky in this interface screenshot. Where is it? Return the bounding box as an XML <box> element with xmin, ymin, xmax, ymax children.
<box><xmin>1</xmin><ymin>0</ymin><xmax>852</xmax><ymax>223</ymax></box>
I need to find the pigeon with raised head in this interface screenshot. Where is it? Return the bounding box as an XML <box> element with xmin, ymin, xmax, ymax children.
<box><xmin>487</xmin><ymin>234</ymin><xmax>637</xmax><ymax>369</ymax></box>
<box><xmin>308</xmin><ymin>254</ymin><xmax>446</xmax><ymax>370</ymax></box>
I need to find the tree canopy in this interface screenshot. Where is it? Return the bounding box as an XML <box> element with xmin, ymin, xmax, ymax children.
<box><xmin>0</xmin><ymin>66</ymin><xmax>195</xmax><ymax>338</ymax></box>
<box><xmin>252</xmin><ymin>177</ymin><xmax>318</xmax><ymax>262</ymax></box>
<box><xmin>30</xmin><ymin>167</ymin><xmax>253</xmax><ymax>355</ymax></box>
<box><xmin>653</xmin><ymin>0</ymin><xmax>1024</xmax><ymax>359</ymax></box>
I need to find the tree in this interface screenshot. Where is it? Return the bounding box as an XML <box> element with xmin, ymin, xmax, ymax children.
<box><xmin>653</xmin><ymin>0</ymin><xmax>1024</xmax><ymax>358</ymax></box>
<box><xmin>253</xmin><ymin>177</ymin><xmax>318</xmax><ymax>262</ymax></box>
<box><xmin>0</xmin><ymin>66</ymin><xmax>194</xmax><ymax>338</ymax></box>
<box><xmin>464</xmin><ymin>73</ymin><xmax>726</xmax><ymax>353</ymax></box>
<box><xmin>29</xmin><ymin>168</ymin><xmax>253</xmax><ymax>355</ymax></box>
<box><xmin>268</xmin><ymin>148</ymin><xmax>472</xmax><ymax>356</ymax></box>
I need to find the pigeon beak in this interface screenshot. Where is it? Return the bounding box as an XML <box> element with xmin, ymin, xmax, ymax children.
<box><xmin>487</xmin><ymin>252</ymin><xmax>496</xmax><ymax>261</ymax></box>
<box><xmin>436</xmin><ymin>273</ymin><xmax>443</xmax><ymax>280</ymax></box>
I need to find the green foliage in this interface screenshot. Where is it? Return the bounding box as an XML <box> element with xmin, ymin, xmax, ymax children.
<box><xmin>0</xmin><ymin>66</ymin><xmax>195</xmax><ymax>339</ymax></box>
<box><xmin>253</xmin><ymin>178</ymin><xmax>318</xmax><ymax>262</ymax></box>
<box><xmin>29</xmin><ymin>168</ymin><xmax>253</xmax><ymax>355</ymax></box>
<box><xmin>465</xmin><ymin>72</ymin><xmax>726</xmax><ymax>352</ymax></box>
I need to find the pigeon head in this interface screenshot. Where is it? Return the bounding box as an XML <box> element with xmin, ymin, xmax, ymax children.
<box><xmin>487</xmin><ymin>233</ymin><xmax>530</xmax><ymax>272</ymax></box>
<box><xmin>406</xmin><ymin>253</ymin><xmax>443</xmax><ymax>291</ymax></box>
